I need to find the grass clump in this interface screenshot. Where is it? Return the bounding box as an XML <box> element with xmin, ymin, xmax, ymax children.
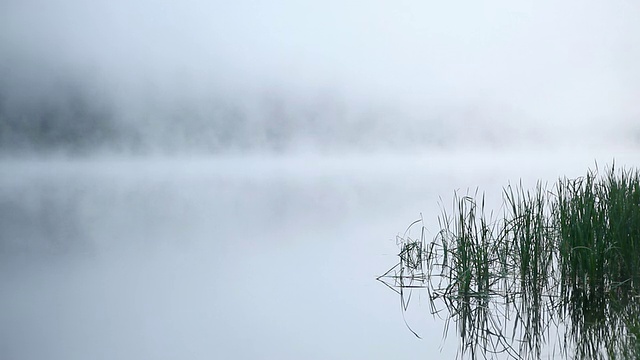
<box><xmin>557</xmin><ymin>167</ymin><xmax>640</xmax><ymax>298</ymax></box>
<box><xmin>378</xmin><ymin>165</ymin><xmax>640</xmax><ymax>360</ymax></box>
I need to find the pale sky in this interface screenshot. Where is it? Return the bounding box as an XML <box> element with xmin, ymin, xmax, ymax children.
<box><xmin>2</xmin><ymin>0</ymin><xmax>640</xmax><ymax>147</ymax></box>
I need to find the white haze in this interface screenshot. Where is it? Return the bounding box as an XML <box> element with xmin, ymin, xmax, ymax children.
<box><xmin>2</xmin><ymin>0</ymin><xmax>640</xmax><ymax>151</ymax></box>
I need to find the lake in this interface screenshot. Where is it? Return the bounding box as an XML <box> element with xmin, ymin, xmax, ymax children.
<box><xmin>1</xmin><ymin>148</ymin><xmax>638</xmax><ymax>359</ymax></box>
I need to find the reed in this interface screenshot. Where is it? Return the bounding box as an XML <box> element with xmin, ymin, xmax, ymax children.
<box><xmin>378</xmin><ymin>165</ymin><xmax>640</xmax><ymax>360</ymax></box>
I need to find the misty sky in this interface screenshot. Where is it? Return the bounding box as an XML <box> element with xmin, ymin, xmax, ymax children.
<box><xmin>2</xmin><ymin>0</ymin><xmax>640</xmax><ymax>151</ymax></box>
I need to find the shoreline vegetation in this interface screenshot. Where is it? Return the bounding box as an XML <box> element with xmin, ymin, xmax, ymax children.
<box><xmin>379</xmin><ymin>164</ymin><xmax>640</xmax><ymax>359</ymax></box>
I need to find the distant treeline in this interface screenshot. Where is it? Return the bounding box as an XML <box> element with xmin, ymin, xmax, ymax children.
<box><xmin>0</xmin><ymin>78</ymin><xmax>118</xmax><ymax>153</ymax></box>
<box><xmin>0</xmin><ymin>71</ymin><xmax>562</xmax><ymax>155</ymax></box>
<box><xmin>0</xmin><ymin>78</ymin><xmax>445</xmax><ymax>155</ymax></box>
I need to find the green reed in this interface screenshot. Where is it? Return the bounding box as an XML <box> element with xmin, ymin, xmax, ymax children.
<box><xmin>379</xmin><ymin>165</ymin><xmax>640</xmax><ymax>360</ymax></box>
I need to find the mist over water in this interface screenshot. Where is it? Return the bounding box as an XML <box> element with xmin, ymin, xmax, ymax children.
<box><xmin>2</xmin><ymin>0</ymin><xmax>640</xmax><ymax>359</ymax></box>
<box><xmin>2</xmin><ymin>0</ymin><xmax>640</xmax><ymax>154</ymax></box>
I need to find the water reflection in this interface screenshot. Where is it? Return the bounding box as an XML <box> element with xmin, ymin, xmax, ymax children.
<box><xmin>380</xmin><ymin>228</ymin><xmax>640</xmax><ymax>359</ymax></box>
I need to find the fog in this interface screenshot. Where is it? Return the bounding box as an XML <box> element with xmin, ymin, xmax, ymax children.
<box><xmin>1</xmin><ymin>1</ymin><xmax>640</xmax><ymax>359</ymax></box>
<box><xmin>2</xmin><ymin>0</ymin><xmax>640</xmax><ymax>153</ymax></box>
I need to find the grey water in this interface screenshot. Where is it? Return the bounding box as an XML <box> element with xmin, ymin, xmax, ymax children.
<box><xmin>1</xmin><ymin>149</ymin><xmax>637</xmax><ymax>360</ymax></box>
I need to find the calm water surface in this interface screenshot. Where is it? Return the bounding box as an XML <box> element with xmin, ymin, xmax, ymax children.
<box><xmin>1</xmin><ymin>149</ymin><xmax>637</xmax><ymax>360</ymax></box>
